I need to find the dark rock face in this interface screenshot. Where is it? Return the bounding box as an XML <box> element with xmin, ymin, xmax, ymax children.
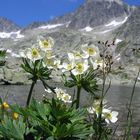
<box><xmin>24</xmin><ymin>22</ymin><xmax>47</xmax><ymax>30</ymax></box>
<box><xmin>49</xmin><ymin>0</ymin><xmax>130</xmax><ymax>29</ymax></box>
<box><xmin>69</xmin><ymin>0</ymin><xmax>129</xmax><ymax>28</ymax></box>
<box><xmin>116</xmin><ymin>7</ymin><xmax>140</xmax><ymax>43</ymax></box>
<box><xmin>0</xmin><ymin>17</ymin><xmax>20</xmax><ymax>32</ymax></box>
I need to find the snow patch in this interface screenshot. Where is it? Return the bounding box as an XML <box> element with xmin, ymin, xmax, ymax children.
<box><xmin>105</xmin><ymin>17</ymin><xmax>128</xmax><ymax>27</ymax></box>
<box><xmin>38</xmin><ymin>23</ymin><xmax>63</xmax><ymax>29</ymax></box>
<box><xmin>6</xmin><ymin>49</ymin><xmax>12</xmax><ymax>53</ymax></box>
<box><xmin>81</xmin><ymin>26</ymin><xmax>93</xmax><ymax>32</ymax></box>
<box><xmin>92</xmin><ymin>0</ymin><xmax>123</xmax><ymax>5</ymax></box>
<box><xmin>11</xmin><ymin>52</ymin><xmax>20</xmax><ymax>58</ymax></box>
<box><xmin>115</xmin><ymin>39</ymin><xmax>122</xmax><ymax>44</ymax></box>
<box><xmin>0</xmin><ymin>31</ymin><xmax>24</xmax><ymax>39</ymax></box>
<box><xmin>66</xmin><ymin>21</ymin><xmax>71</xmax><ymax>28</ymax></box>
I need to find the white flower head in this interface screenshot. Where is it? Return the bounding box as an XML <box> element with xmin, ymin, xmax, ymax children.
<box><xmin>68</xmin><ymin>51</ymin><xmax>82</xmax><ymax>61</ymax></box>
<box><xmin>55</xmin><ymin>88</ymin><xmax>65</xmax><ymax>99</ymax></box>
<box><xmin>103</xmin><ymin>109</ymin><xmax>118</xmax><ymax>124</ymax></box>
<box><xmin>39</xmin><ymin>37</ymin><xmax>54</xmax><ymax>52</ymax></box>
<box><xmin>42</xmin><ymin>57</ymin><xmax>55</xmax><ymax>69</ymax></box>
<box><xmin>55</xmin><ymin>88</ymin><xmax>72</xmax><ymax>103</ymax></box>
<box><xmin>71</xmin><ymin>60</ymin><xmax>89</xmax><ymax>76</ymax></box>
<box><xmin>82</xmin><ymin>44</ymin><xmax>100</xmax><ymax>59</ymax></box>
<box><xmin>53</xmin><ymin>59</ymin><xmax>62</xmax><ymax>69</ymax></box>
<box><xmin>61</xmin><ymin>62</ymin><xmax>75</xmax><ymax>72</ymax></box>
<box><xmin>62</xmin><ymin>93</ymin><xmax>72</xmax><ymax>103</ymax></box>
<box><xmin>87</xmin><ymin>107</ymin><xmax>95</xmax><ymax>114</ymax></box>
<box><xmin>45</xmin><ymin>88</ymin><xmax>52</xmax><ymax>94</ymax></box>
<box><xmin>87</xmin><ymin>99</ymin><xmax>108</xmax><ymax>117</ymax></box>
<box><xmin>26</xmin><ymin>46</ymin><xmax>42</xmax><ymax>62</ymax></box>
<box><xmin>45</xmin><ymin>50</ymin><xmax>55</xmax><ymax>59</ymax></box>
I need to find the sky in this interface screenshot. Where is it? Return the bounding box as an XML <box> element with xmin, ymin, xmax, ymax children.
<box><xmin>0</xmin><ymin>0</ymin><xmax>140</xmax><ymax>27</ymax></box>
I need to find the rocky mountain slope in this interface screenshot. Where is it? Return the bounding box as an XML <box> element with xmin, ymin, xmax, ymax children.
<box><xmin>0</xmin><ymin>17</ymin><xmax>20</xmax><ymax>32</ymax></box>
<box><xmin>115</xmin><ymin>6</ymin><xmax>140</xmax><ymax>44</ymax></box>
<box><xmin>0</xmin><ymin>0</ymin><xmax>139</xmax><ymax>84</ymax></box>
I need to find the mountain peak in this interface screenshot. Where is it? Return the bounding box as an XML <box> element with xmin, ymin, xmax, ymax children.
<box><xmin>87</xmin><ymin>0</ymin><xmax>123</xmax><ymax>5</ymax></box>
<box><xmin>0</xmin><ymin>17</ymin><xmax>21</xmax><ymax>32</ymax></box>
<box><xmin>53</xmin><ymin>0</ymin><xmax>129</xmax><ymax>29</ymax></box>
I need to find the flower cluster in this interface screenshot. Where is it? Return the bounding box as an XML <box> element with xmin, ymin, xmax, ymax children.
<box><xmin>60</xmin><ymin>43</ymin><xmax>103</xmax><ymax>76</ymax></box>
<box><xmin>87</xmin><ymin>100</ymin><xmax>118</xmax><ymax>124</ymax></box>
<box><xmin>19</xmin><ymin>36</ymin><xmax>60</xmax><ymax>70</ymax></box>
<box><xmin>55</xmin><ymin>88</ymin><xmax>72</xmax><ymax>103</ymax></box>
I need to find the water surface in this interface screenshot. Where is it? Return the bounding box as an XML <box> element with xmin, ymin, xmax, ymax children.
<box><xmin>0</xmin><ymin>82</ymin><xmax>140</xmax><ymax>131</ymax></box>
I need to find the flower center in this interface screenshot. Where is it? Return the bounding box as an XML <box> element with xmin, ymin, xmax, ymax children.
<box><xmin>63</xmin><ymin>94</ymin><xmax>70</xmax><ymax>101</ymax></box>
<box><xmin>45</xmin><ymin>59</ymin><xmax>54</xmax><ymax>65</ymax></box>
<box><xmin>67</xmin><ymin>64</ymin><xmax>73</xmax><ymax>70</ymax></box>
<box><xmin>76</xmin><ymin>63</ymin><xmax>84</xmax><ymax>72</ymax></box>
<box><xmin>74</xmin><ymin>52</ymin><xmax>81</xmax><ymax>58</ymax></box>
<box><xmin>105</xmin><ymin>113</ymin><xmax>112</xmax><ymax>119</ymax></box>
<box><xmin>42</xmin><ymin>40</ymin><xmax>49</xmax><ymax>48</ymax></box>
<box><xmin>32</xmin><ymin>48</ymin><xmax>39</xmax><ymax>58</ymax></box>
<box><xmin>87</xmin><ymin>48</ymin><xmax>96</xmax><ymax>55</ymax></box>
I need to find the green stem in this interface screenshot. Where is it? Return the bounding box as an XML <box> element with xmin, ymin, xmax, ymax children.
<box><xmin>76</xmin><ymin>86</ymin><xmax>81</xmax><ymax>109</ymax></box>
<box><xmin>41</xmin><ymin>79</ymin><xmax>55</xmax><ymax>93</ymax></box>
<box><xmin>26</xmin><ymin>80</ymin><xmax>36</xmax><ymax>107</ymax></box>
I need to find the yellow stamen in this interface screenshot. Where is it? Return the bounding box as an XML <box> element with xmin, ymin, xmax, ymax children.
<box><xmin>13</xmin><ymin>112</ymin><xmax>19</xmax><ymax>120</ymax></box>
<box><xmin>76</xmin><ymin>63</ymin><xmax>84</xmax><ymax>72</ymax></box>
<box><xmin>87</xmin><ymin>48</ymin><xmax>96</xmax><ymax>55</ymax></box>
<box><xmin>2</xmin><ymin>102</ymin><xmax>9</xmax><ymax>109</ymax></box>
<box><xmin>42</xmin><ymin>40</ymin><xmax>49</xmax><ymax>48</ymax></box>
<box><xmin>32</xmin><ymin>48</ymin><xmax>39</xmax><ymax>58</ymax></box>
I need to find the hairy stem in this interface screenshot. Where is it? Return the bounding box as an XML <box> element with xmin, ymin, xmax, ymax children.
<box><xmin>76</xmin><ymin>86</ymin><xmax>81</xmax><ymax>109</ymax></box>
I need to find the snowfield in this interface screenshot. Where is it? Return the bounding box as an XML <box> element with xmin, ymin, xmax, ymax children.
<box><xmin>38</xmin><ymin>24</ymin><xmax>63</xmax><ymax>29</ymax></box>
<box><xmin>105</xmin><ymin>17</ymin><xmax>128</xmax><ymax>27</ymax></box>
<box><xmin>0</xmin><ymin>31</ymin><xmax>24</xmax><ymax>39</ymax></box>
<box><xmin>81</xmin><ymin>26</ymin><xmax>93</xmax><ymax>32</ymax></box>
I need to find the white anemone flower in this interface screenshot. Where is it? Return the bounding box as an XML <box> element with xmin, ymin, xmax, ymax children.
<box><xmin>87</xmin><ymin>107</ymin><xmax>95</xmax><ymax>114</ymax></box>
<box><xmin>71</xmin><ymin>60</ymin><xmax>89</xmax><ymax>76</ymax></box>
<box><xmin>87</xmin><ymin>105</ymin><xmax>101</xmax><ymax>117</ymax></box>
<box><xmin>26</xmin><ymin>47</ymin><xmax>42</xmax><ymax>62</ymax></box>
<box><xmin>68</xmin><ymin>53</ymin><xmax>75</xmax><ymax>61</ymax></box>
<box><xmin>95</xmin><ymin>59</ymin><xmax>104</xmax><ymax>68</ymax></box>
<box><xmin>62</xmin><ymin>93</ymin><xmax>72</xmax><ymax>103</ymax></box>
<box><xmin>55</xmin><ymin>88</ymin><xmax>72</xmax><ymax>103</ymax></box>
<box><xmin>103</xmin><ymin>109</ymin><xmax>118</xmax><ymax>124</ymax></box>
<box><xmin>61</xmin><ymin>62</ymin><xmax>75</xmax><ymax>72</ymax></box>
<box><xmin>53</xmin><ymin>59</ymin><xmax>61</xmax><ymax>69</ymax></box>
<box><xmin>45</xmin><ymin>50</ymin><xmax>55</xmax><ymax>59</ymax></box>
<box><xmin>45</xmin><ymin>88</ymin><xmax>52</xmax><ymax>94</ymax></box>
<box><xmin>87</xmin><ymin>99</ymin><xmax>108</xmax><ymax>117</ymax></box>
<box><xmin>68</xmin><ymin>51</ymin><xmax>82</xmax><ymax>61</ymax></box>
<box><xmin>89</xmin><ymin>58</ymin><xmax>98</xmax><ymax>70</ymax></box>
<box><xmin>39</xmin><ymin>37</ymin><xmax>54</xmax><ymax>51</ymax></box>
<box><xmin>43</xmin><ymin>57</ymin><xmax>55</xmax><ymax>69</ymax></box>
<box><xmin>82</xmin><ymin>44</ymin><xmax>100</xmax><ymax>59</ymax></box>
<box><xmin>55</xmin><ymin>88</ymin><xmax>65</xmax><ymax>99</ymax></box>
<box><xmin>90</xmin><ymin>58</ymin><xmax>105</xmax><ymax>70</ymax></box>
